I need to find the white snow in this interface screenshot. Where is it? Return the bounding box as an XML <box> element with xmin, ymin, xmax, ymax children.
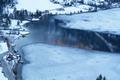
<box><xmin>3</xmin><ymin>7</ymin><xmax>14</xmax><ymax>15</ymax></box>
<box><xmin>54</xmin><ymin>8</ymin><xmax>120</xmax><ymax>35</ymax></box>
<box><xmin>16</xmin><ymin>0</ymin><xmax>94</xmax><ymax>15</ymax></box>
<box><xmin>0</xmin><ymin>42</ymin><xmax>8</xmax><ymax>54</ymax></box>
<box><xmin>16</xmin><ymin>0</ymin><xmax>62</xmax><ymax>12</ymax></box>
<box><xmin>0</xmin><ymin>68</ymin><xmax>8</xmax><ymax>80</ymax></box>
<box><xmin>19</xmin><ymin>31</ymin><xmax>29</xmax><ymax>36</ymax></box>
<box><xmin>10</xmin><ymin>20</ymin><xmax>29</xmax><ymax>29</ymax></box>
<box><xmin>10</xmin><ymin>20</ymin><xmax>29</xmax><ymax>36</ymax></box>
<box><xmin>49</xmin><ymin>5</ymin><xmax>94</xmax><ymax>15</ymax></box>
<box><xmin>1</xmin><ymin>20</ymin><xmax>29</xmax><ymax>44</ymax></box>
<box><xmin>84</xmin><ymin>0</ymin><xmax>106</xmax><ymax>5</ymax></box>
<box><xmin>22</xmin><ymin>43</ymin><xmax>120</xmax><ymax>80</ymax></box>
<box><xmin>16</xmin><ymin>0</ymin><xmax>96</xmax><ymax>16</ymax></box>
<box><xmin>32</xmin><ymin>18</ymin><xmax>40</xmax><ymax>21</ymax></box>
<box><xmin>51</xmin><ymin>0</ymin><xmax>107</xmax><ymax>6</ymax></box>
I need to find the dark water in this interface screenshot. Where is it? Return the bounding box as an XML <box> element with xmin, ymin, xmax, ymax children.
<box><xmin>15</xmin><ymin>21</ymin><xmax>54</xmax><ymax>50</ymax></box>
<box><xmin>14</xmin><ymin>21</ymin><xmax>56</xmax><ymax>80</ymax></box>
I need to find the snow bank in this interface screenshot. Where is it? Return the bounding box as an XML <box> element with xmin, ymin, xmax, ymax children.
<box><xmin>55</xmin><ymin>8</ymin><xmax>120</xmax><ymax>35</ymax></box>
<box><xmin>16</xmin><ymin>0</ymin><xmax>62</xmax><ymax>12</ymax></box>
<box><xmin>0</xmin><ymin>67</ymin><xmax>8</xmax><ymax>80</ymax></box>
<box><xmin>22</xmin><ymin>43</ymin><xmax>120</xmax><ymax>80</ymax></box>
<box><xmin>0</xmin><ymin>42</ymin><xmax>8</xmax><ymax>54</ymax></box>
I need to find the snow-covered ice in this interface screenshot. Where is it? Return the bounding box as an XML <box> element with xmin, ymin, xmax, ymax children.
<box><xmin>0</xmin><ymin>67</ymin><xmax>8</xmax><ymax>80</ymax></box>
<box><xmin>54</xmin><ymin>8</ymin><xmax>120</xmax><ymax>35</ymax></box>
<box><xmin>16</xmin><ymin>0</ymin><xmax>62</xmax><ymax>12</ymax></box>
<box><xmin>0</xmin><ymin>42</ymin><xmax>8</xmax><ymax>54</ymax></box>
<box><xmin>22</xmin><ymin>43</ymin><xmax>120</xmax><ymax>80</ymax></box>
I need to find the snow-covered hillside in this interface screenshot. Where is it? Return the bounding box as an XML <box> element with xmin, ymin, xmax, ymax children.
<box><xmin>15</xmin><ymin>0</ymin><xmax>96</xmax><ymax>14</ymax></box>
<box><xmin>49</xmin><ymin>5</ymin><xmax>95</xmax><ymax>15</ymax></box>
<box><xmin>16</xmin><ymin>0</ymin><xmax>62</xmax><ymax>12</ymax></box>
<box><xmin>22</xmin><ymin>43</ymin><xmax>120</xmax><ymax>80</ymax></box>
<box><xmin>51</xmin><ymin>0</ymin><xmax>109</xmax><ymax>6</ymax></box>
<box><xmin>54</xmin><ymin>8</ymin><xmax>120</xmax><ymax>35</ymax></box>
<box><xmin>15</xmin><ymin>0</ymin><xmax>120</xmax><ymax>16</ymax></box>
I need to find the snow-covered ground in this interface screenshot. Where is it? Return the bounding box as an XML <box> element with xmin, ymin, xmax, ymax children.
<box><xmin>16</xmin><ymin>0</ymin><xmax>62</xmax><ymax>12</ymax></box>
<box><xmin>52</xmin><ymin>0</ymin><xmax>108</xmax><ymax>6</ymax></box>
<box><xmin>49</xmin><ymin>5</ymin><xmax>94</xmax><ymax>15</ymax></box>
<box><xmin>0</xmin><ymin>42</ymin><xmax>8</xmax><ymax>54</ymax></box>
<box><xmin>16</xmin><ymin>0</ymin><xmax>95</xmax><ymax>15</ymax></box>
<box><xmin>22</xmin><ymin>43</ymin><xmax>120</xmax><ymax>80</ymax></box>
<box><xmin>11</xmin><ymin>20</ymin><xmax>29</xmax><ymax>28</ymax></box>
<box><xmin>54</xmin><ymin>8</ymin><xmax>120</xmax><ymax>35</ymax></box>
<box><xmin>1</xmin><ymin>20</ymin><xmax>29</xmax><ymax>42</ymax></box>
<box><xmin>0</xmin><ymin>68</ymin><xmax>8</xmax><ymax>80</ymax></box>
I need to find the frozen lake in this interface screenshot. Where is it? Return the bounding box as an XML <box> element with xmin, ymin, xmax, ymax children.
<box><xmin>22</xmin><ymin>43</ymin><xmax>120</xmax><ymax>80</ymax></box>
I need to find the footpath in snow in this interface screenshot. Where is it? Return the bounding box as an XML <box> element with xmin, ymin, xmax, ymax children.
<box><xmin>22</xmin><ymin>43</ymin><xmax>120</xmax><ymax>80</ymax></box>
